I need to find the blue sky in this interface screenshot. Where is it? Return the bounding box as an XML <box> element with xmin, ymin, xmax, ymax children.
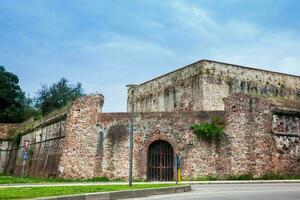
<box><xmin>1</xmin><ymin>0</ymin><xmax>300</xmax><ymax>112</ymax></box>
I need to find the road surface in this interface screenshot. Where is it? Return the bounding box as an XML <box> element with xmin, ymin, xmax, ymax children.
<box><xmin>127</xmin><ymin>183</ymin><xmax>300</xmax><ymax>200</ymax></box>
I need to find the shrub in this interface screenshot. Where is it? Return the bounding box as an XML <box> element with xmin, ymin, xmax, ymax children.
<box><xmin>257</xmin><ymin>172</ymin><xmax>300</xmax><ymax>180</ymax></box>
<box><xmin>191</xmin><ymin>117</ymin><xmax>225</xmax><ymax>142</ymax></box>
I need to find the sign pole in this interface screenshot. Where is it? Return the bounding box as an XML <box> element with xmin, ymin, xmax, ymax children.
<box><xmin>21</xmin><ymin>160</ymin><xmax>25</xmax><ymax>179</ymax></box>
<box><xmin>176</xmin><ymin>155</ymin><xmax>178</xmax><ymax>185</ymax></box>
<box><xmin>21</xmin><ymin>140</ymin><xmax>30</xmax><ymax>179</ymax></box>
<box><xmin>175</xmin><ymin>155</ymin><xmax>181</xmax><ymax>184</ymax></box>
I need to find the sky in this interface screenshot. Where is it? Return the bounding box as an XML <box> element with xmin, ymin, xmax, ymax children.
<box><xmin>1</xmin><ymin>0</ymin><xmax>300</xmax><ymax>112</ymax></box>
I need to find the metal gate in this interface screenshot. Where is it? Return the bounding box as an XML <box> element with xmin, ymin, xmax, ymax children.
<box><xmin>147</xmin><ymin>140</ymin><xmax>174</xmax><ymax>181</ymax></box>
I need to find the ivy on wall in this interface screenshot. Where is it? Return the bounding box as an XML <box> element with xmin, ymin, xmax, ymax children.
<box><xmin>191</xmin><ymin>117</ymin><xmax>225</xmax><ymax>142</ymax></box>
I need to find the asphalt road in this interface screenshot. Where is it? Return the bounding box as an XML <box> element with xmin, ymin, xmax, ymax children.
<box><xmin>127</xmin><ymin>183</ymin><xmax>300</xmax><ymax>200</ymax></box>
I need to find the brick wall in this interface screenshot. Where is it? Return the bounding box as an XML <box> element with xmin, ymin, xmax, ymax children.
<box><xmin>2</xmin><ymin>93</ymin><xmax>299</xmax><ymax>179</ymax></box>
<box><xmin>128</xmin><ymin>60</ymin><xmax>300</xmax><ymax>112</ymax></box>
<box><xmin>91</xmin><ymin>93</ymin><xmax>300</xmax><ymax>180</ymax></box>
<box><xmin>0</xmin><ymin>123</ymin><xmax>16</xmax><ymax>173</ymax></box>
<box><xmin>58</xmin><ymin>94</ymin><xmax>104</xmax><ymax>178</ymax></box>
<box><xmin>1</xmin><ymin>114</ymin><xmax>67</xmax><ymax>177</ymax></box>
<box><xmin>224</xmin><ymin>93</ymin><xmax>300</xmax><ymax>176</ymax></box>
<box><xmin>95</xmin><ymin>111</ymin><xmax>226</xmax><ymax>180</ymax></box>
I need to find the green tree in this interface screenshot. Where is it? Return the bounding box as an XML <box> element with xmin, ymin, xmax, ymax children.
<box><xmin>0</xmin><ymin>66</ymin><xmax>34</xmax><ymax>122</ymax></box>
<box><xmin>36</xmin><ymin>78</ymin><xmax>84</xmax><ymax>115</ymax></box>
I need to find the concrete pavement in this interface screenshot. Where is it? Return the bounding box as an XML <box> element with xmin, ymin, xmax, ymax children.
<box><xmin>126</xmin><ymin>183</ymin><xmax>300</xmax><ymax>200</ymax></box>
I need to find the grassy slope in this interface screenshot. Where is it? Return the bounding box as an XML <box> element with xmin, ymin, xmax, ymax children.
<box><xmin>0</xmin><ymin>184</ymin><xmax>177</xmax><ymax>199</ymax></box>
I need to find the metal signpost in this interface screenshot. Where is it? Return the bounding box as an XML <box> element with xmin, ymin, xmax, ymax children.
<box><xmin>176</xmin><ymin>155</ymin><xmax>181</xmax><ymax>184</ymax></box>
<box><xmin>21</xmin><ymin>140</ymin><xmax>30</xmax><ymax>179</ymax></box>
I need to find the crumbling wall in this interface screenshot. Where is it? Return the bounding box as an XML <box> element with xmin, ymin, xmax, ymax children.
<box><xmin>0</xmin><ymin>140</ymin><xmax>12</xmax><ymax>173</ymax></box>
<box><xmin>271</xmin><ymin>110</ymin><xmax>300</xmax><ymax>174</ymax></box>
<box><xmin>2</xmin><ymin>114</ymin><xmax>67</xmax><ymax>177</ymax></box>
<box><xmin>0</xmin><ymin>123</ymin><xmax>19</xmax><ymax>140</ymax></box>
<box><xmin>0</xmin><ymin>123</ymin><xmax>16</xmax><ymax>173</ymax></box>
<box><xmin>95</xmin><ymin>111</ymin><xmax>226</xmax><ymax>180</ymax></box>
<box><xmin>2</xmin><ymin>94</ymin><xmax>105</xmax><ymax>179</ymax></box>
<box><xmin>224</xmin><ymin>93</ymin><xmax>300</xmax><ymax>176</ymax></box>
<box><xmin>58</xmin><ymin>95</ymin><xmax>104</xmax><ymax>179</ymax></box>
<box><xmin>128</xmin><ymin>60</ymin><xmax>300</xmax><ymax>112</ymax></box>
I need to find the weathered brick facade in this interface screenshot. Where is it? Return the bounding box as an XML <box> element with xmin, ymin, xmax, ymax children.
<box><xmin>58</xmin><ymin>94</ymin><xmax>104</xmax><ymax>178</ymax></box>
<box><xmin>1</xmin><ymin>60</ymin><xmax>300</xmax><ymax>180</ymax></box>
<box><xmin>95</xmin><ymin>111</ymin><xmax>225</xmax><ymax>179</ymax></box>
<box><xmin>224</xmin><ymin>94</ymin><xmax>300</xmax><ymax>176</ymax></box>
<box><xmin>128</xmin><ymin>60</ymin><xmax>300</xmax><ymax>112</ymax></box>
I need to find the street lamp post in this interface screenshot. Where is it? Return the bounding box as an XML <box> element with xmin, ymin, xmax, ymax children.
<box><xmin>126</xmin><ymin>84</ymin><xmax>138</xmax><ymax>187</ymax></box>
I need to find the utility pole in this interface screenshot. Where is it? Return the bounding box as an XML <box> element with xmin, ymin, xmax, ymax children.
<box><xmin>126</xmin><ymin>84</ymin><xmax>138</xmax><ymax>187</ymax></box>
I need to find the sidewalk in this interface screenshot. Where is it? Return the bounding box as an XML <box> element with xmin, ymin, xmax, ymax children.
<box><xmin>1</xmin><ymin>180</ymin><xmax>300</xmax><ymax>188</ymax></box>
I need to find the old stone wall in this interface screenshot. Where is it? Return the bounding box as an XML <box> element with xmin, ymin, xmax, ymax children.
<box><xmin>128</xmin><ymin>60</ymin><xmax>300</xmax><ymax>112</ymax></box>
<box><xmin>94</xmin><ymin>111</ymin><xmax>226</xmax><ymax>180</ymax></box>
<box><xmin>56</xmin><ymin>93</ymin><xmax>300</xmax><ymax>180</ymax></box>
<box><xmin>58</xmin><ymin>94</ymin><xmax>104</xmax><ymax>179</ymax></box>
<box><xmin>0</xmin><ymin>123</ymin><xmax>16</xmax><ymax>173</ymax></box>
<box><xmin>224</xmin><ymin>93</ymin><xmax>300</xmax><ymax>176</ymax></box>
<box><xmin>0</xmin><ymin>121</ymin><xmax>33</xmax><ymax>174</ymax></box>
<box><xmin>0</xmin><ymin>124</ymin><xmax>18</xmax><ymax>140</ymax></box>
<box><xmin>1</xmin><ymin>92</ymin><xmax>299</xmax><ymax>180</ymax></box>
<box><xmin>1</xmin><ymin>94</ymin><xmax>105</xmax><ymax>178</ymax></box>
<box><xmin>0</xmin><ymin>140</ymin><xmax>11</xmax><ymax>173</ymax></box>
<box><xmin>6</xmin><ymin>114</ymin><xmax>67</xmax><ymax>177</ymax></box>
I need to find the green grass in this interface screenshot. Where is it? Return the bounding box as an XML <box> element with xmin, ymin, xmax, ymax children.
<box><xmin>0</xmin><ymin>184</ymin><xmax>178</xmax><ymax>199</ymax></box>
<box><xmin>0</xmin><ymin>175</ymin><xmax>125</xmax><ymax>184</ymax></box>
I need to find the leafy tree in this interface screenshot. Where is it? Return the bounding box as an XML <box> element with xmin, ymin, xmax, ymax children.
<box><xmin>0</xmin><ymin>66</ymin><xmax>35</xmax><ymax>122</ymax></box>
<box><xmin>35</xmin><ymin>78</ymin><xmax>84</xmax><ymax>115</ymax></box>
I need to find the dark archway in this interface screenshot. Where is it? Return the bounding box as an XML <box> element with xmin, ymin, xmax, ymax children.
<box><xmin>147</xmin><ymin>140</ymin><xmax>174</xmax><ymax>181</ymax></box>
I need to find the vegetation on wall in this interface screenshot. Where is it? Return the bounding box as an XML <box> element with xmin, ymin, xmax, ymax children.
<box><xmin>191</xmin><ymin>116</ymin><xmax>225</xmax><ymax>142</ymax></box>
<box><xmin>8</xmin><ymin>103</ymin><xmax>70</xmax><ymax>144</ymax></box>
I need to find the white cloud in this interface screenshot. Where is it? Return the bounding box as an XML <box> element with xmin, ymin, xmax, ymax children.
<box><xmin>2</xmin><ymin>0</ymin><xmax>299</xmax><ymax>113</ymax></box>
<box><xmin>167</xmin><ymin>0</ymin><xmax>300</xmax><ymax>76</ymax></box>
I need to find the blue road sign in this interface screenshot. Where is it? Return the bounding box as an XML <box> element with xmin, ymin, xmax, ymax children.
<box><xmin>176</xmin><ymin>155</ymin><xmax>180</xmax><ymax>168</ymax></box>
<box><xmin>22</xmin><ymin>151</ymin><xmax>29</xmax><ymax>160</ymax></box>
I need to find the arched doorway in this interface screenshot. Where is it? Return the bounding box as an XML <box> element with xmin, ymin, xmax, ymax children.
<box><xmin>147</xmin><ymin>140</ymin><xmax>174</xmax><ymax>181</ymax></box>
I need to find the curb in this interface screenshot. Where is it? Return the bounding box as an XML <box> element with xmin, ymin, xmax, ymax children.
<box><xmin>35</xmin><ymin>185</ymin><xmax>191</xmax><ymax>200</ymax></box>
<box><xmin>182</xmin><ymin>180</ymin><xmax>300</xmax><ymax>184</ymax></box>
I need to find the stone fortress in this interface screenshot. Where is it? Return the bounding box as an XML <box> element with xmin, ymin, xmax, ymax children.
<box><xmin>0</xmin><ymin>60</ymin><xmax>300</xmax><ymax>181</ymax></box>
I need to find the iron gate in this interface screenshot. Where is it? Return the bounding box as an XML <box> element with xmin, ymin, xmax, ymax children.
<box><xmin>147</xmin><ymin>140</ymin><xmax>174</xmax><ymax>181</ymax></box>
